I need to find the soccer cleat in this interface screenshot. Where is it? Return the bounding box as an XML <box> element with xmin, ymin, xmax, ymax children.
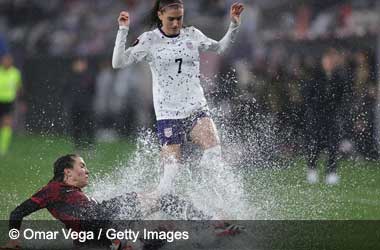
<box><xmin>214</xmin><ymin>222</ymin><xmax>245</xmax><ymax>236</ymax></box>
<box><xmin>326</xmin><ymin>173</ymin><xmax>340</xmax><ymax>185</ymax></box>
<box><xmin>307</xmin><ymin>169</ymin><xmax>318</xmax><ymax>184</ymax></box>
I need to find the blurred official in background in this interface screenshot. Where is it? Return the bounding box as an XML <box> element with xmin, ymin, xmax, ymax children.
<box><xmin>304</xmin><ymin>48</ymin><xmax>348</xmax><ymax>185</ymax></box>
<box><xmin>64</xmin><ymin>57</ymin><xmax>96</xmax><ymax>151</ymax></box>
<box><xmin>0</xmin><ymin>54</ymin><xmax>22</xmax><ymax>156</ymax></box>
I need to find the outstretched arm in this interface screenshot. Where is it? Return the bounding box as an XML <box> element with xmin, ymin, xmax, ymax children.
<box><xmin>230</xmin><ymin>2</ymin><xmax>244</xmax><ymax>25</ymax></box>
<box><xmin>198</xmin><ymin>3</ymin><xmax>245</xmax><ymax>54</ymax></box>
<box><xmin>112</xmin><ymin>11</ymin><xmax>151</xmax><ymax>68</ymax></box>
<box><xmin>9</xmin><ymin>199</ymin><xmax>41</xmax><ymax>231</ymax></box>
<box><xmin>1</xmin><ymin>199</ymin><xmax>41</xmax><ymax>249</ymax></box>
<box><xmin>112</xmin><ymin>11</ymin><xmax>130</xmax><ymax>68</ymax></box>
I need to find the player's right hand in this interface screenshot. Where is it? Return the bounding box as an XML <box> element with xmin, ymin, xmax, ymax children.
<box><xmin>118</xmin><ymin>11</ymin><xmax>130</xmax><ymax>27</ymax></box>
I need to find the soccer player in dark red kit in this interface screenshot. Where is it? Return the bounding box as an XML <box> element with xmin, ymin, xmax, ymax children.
<box><xmin>2</xmin><ymin>154</ymin><xmax>242</xmax><ymax>249</ymax></box>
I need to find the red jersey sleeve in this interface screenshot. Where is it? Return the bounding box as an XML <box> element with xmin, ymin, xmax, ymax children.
<box><xmin>30</xmin><ymin>182</ymin><xmax>59</xmax><ymax>208</ymax></box>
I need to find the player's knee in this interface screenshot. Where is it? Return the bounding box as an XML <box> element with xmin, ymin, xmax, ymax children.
<box><xmin>202</xmin><ymin>140</ymin><xmax>221</xmax><ymax>151</ymax></box>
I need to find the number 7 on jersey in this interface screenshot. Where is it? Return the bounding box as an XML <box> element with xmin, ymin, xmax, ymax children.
<box><xmin>175</xmin><ymin>58</ymin><xmax>183</xmax><ymax>73</ymax></box>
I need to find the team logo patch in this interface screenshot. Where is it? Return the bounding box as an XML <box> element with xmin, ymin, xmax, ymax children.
<box><xmin>186</xmin><ymin>41</ymin><xmax>194</xmax><ymax>50</ymax></box>
<box><xmin>164</xmin><ymin>127</ymin><xmax>173</xmax><ymax>138</ymax></box>
<box><xmin>132</xmin><ymin>39</ymin><xmax>139</xmax><ymax>47</ymax></box>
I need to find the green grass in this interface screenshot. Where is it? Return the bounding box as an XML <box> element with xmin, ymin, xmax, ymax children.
<box><xmin>1</xmin><ymin>134</ymin><xmax>380</xmax><ymax>220</ymax></box>
<box><xmin>245</xmin><ymin>157</ymin><xmax>380</xmax><ymax>219</ymax></box>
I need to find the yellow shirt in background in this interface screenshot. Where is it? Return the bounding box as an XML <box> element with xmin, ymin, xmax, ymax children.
<box><xmin>0</xmin><ymin>66</ymin><xmax>22</xmax><ymax>103</ymax></box>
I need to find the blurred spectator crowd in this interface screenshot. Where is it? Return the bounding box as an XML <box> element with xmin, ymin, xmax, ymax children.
<box><xmin>0</xmin><ymin>0</ymin><xmax>379</xmax><ymax>159</ymax></box>
<box><xmin>0</xmin><ymin>0</ymin><xmax>241</xmax><ymax>56</ymax></box>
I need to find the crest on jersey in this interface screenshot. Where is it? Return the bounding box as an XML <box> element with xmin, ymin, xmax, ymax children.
<box><xmin>164</xmin><ymin>128</ymin><xmax>173</xmax><ymax>138</ymax></box>
<box><xmin>186</xmin><ymin>41</ymin><xmax>194</xmax><ymax>50</ymax></box>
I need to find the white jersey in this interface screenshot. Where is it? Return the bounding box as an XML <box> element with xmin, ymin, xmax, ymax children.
<box><xmin>112</xmin><ymin>22</ymin><xmax>240</xmax><ymax>120</ymax></box>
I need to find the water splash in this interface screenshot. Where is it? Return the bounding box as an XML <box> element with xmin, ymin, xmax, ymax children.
<box><xmin>86</xmin><ymin>105</ymin><xmax>285</xmax><ymax>221</ymax></box>
<box><xmin>88</xmin><ymin>128</ymin><xmax>161</xmax><ymax>202</ymax></box>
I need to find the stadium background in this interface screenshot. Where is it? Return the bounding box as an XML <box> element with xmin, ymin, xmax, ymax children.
<box><xmin>1</xmin><ymin>0</ymin><xmax>380</xmax><ymax>222</ymax></box>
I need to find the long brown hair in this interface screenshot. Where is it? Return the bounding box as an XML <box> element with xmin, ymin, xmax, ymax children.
<box><xmin>147</xmin><ymin>0</ymin><xmax>184</xmax><ymax>28</ymax></box>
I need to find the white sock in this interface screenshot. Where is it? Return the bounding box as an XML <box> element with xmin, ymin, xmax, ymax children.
<box><xmin>199</xmin><ymin>145</ymin><xmax>226</xmax><ymax>213</ymax></box>
<box><xmin>158</xmin><ymin>161</ymin><xmax>180</xmax><ymax>195</ymax></box>
<box><xmin>200</xmin><ymin>145</ymin><xmax>222</xmax><ymax>171</ymax></box>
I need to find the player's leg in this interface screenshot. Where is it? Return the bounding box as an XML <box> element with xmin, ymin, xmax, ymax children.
<box><xmin>190</xmin><ymin>116</ymin><xmax>221</xmax><ymax>163</ymax></box>
<box><xmin>158</xmin><ymin>144</ymin><xmax>181</xmax><ymax>194</ymax></box>
<box><xmin>326</xmin><ymin>146</ymin><xmax>339</xmax><ymax>184</ymax></box>
<box><xmin>305</xmin><ymin>111</ymin><xmax>322</xmax><ymax>183</ymax></box>
<box><xmin>0</xmin><ymin>104</ymin><xmax>13</xmax><ymax>155</ymax></box>
<box><xmin>156</xmin><ymin>119</ymin><xmax>185</xmax><ymax>194</ymax></box>
<box><xmin>326</xmin><ymin>120</ymin><xmax>340</xmax><ymax>184</ymax></box>
<box><xmin>306</xmin><ymin>138</ymin><xmax>322</xmax><ymax>183</ymax></box>
<box><xmin>190</xmin><ymin>115</ymin><xmax>224</xmax><ymax>196</ymax></box>
<box><xmin>189</xmin><ymin>115</ymin><xmax>230</xmax><ymax>215</ymax></box>
<box><xmin>99</xmin><ymin>192</ymin><xmax>142</xmax><ymax>219</ymax></box>
<box><xmin>159</xmin><ymin>193</ymin><xmax>212</xmax><ymax>220</ymax></box>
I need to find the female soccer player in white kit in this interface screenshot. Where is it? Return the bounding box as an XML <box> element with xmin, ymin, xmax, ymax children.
<box><xmin>112</xmin><ymin>0</ymin><xmax>244</xmax><ymax>195</ymax></box>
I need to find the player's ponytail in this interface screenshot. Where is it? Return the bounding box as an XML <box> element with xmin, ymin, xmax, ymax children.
<box><xmin>147</xmin><ymin>0</ymin><xmax>184</xmax><ymax>28</ymax></box>
<box><xmin>148</xmin><ymin>0</ymin><xmax>162</xmax><ymax>28</ymax></box>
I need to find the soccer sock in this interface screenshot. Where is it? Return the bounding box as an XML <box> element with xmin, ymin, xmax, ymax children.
<box><xmin>158</xmin><ymin>161</ymin><xmax>180</xmax><ymax>195</ymax></box>
<box><xmin>327</xmin><ymin>148</ymin><xmax>338</xmax><ymax>174</ymax></box>
<box><xmin>200</xmin><ymin>145</ymin><xmax>222</xmax><ymax>172</ymax></box>
<box><xmin>307</xmin><ymin>148</ymin><xmax>319</xmax><ymax>170</ymax></box>
<box><xmin>0</xmin><ymin>126</ymin><xmax>12</xmax><ymax>155</ymax></box>
<box><xmin>199</xmin><ymin>145</ymin><xmax>228</xmax><ymax>214</ymax></box>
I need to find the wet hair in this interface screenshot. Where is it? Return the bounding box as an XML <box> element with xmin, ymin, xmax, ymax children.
<box><xmin>51</xmin><ymin>154</ymin><xmax>79</xmax><ymax>182</ymax></box>
<box><xmin>148</xmin><ymin>0</ymin><xmax>184</xmax><ymax>28</ymax></box>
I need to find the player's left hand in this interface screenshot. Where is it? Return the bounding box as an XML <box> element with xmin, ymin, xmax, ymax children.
<box><xmin>230</xmin><ymin>2</ymin><xmax>244</xmax><ymax>24</ymax></box>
